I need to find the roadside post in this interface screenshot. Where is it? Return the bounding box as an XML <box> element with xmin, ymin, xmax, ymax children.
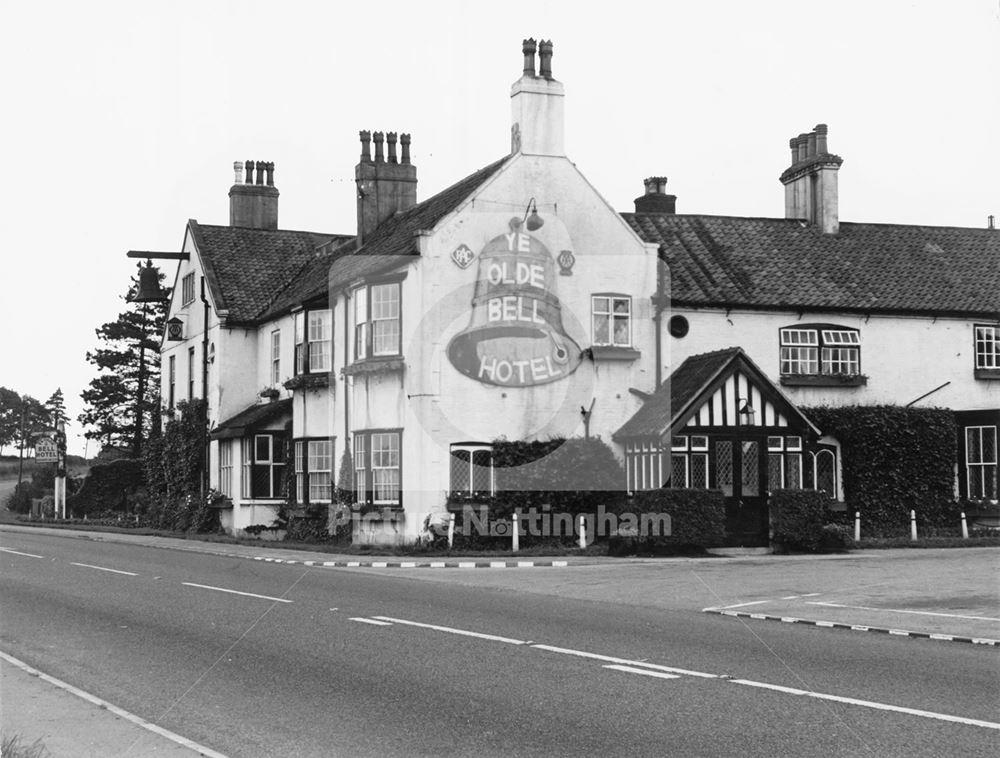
<box><xmin>55</xmin><ymin>420</ymin><xmax>67</xmax><ymax>519</ymax></box>
<box><xmin>854</xmin><ymin>511</ymin><xmax>861</xmax><ymax>542</ymax></box>
<box><xmin>577</xmin><ymin>515</ymin><xmax>587</xmax><ymax>549</ymax></box>
<box><xmin>910</xmin><ymin>509</ymin><xmax>918</xmax><ymax>541</ymax></box>
<box><xmin>960</xmin><ymin>511</ymin><xmax>969</xmax><ymax>539</ymax></box>
<box><xmin>512</xmin><ymin>511</ymin><xmax>519</xmax><ymax>553</ymax></box>
<box><xmin>447</xmin><ymin>513</ymin><xmax>456</xmax><ymax>548</ymax></box>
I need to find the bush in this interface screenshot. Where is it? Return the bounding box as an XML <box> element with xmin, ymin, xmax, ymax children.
<box><xmin>608</xmin><ymin>488</ymin><xmax>725</xmax><ymax>552</ymax></box>
<box><xmin>771</xmin><ymin>489</ymin><xmax>828</xmax><ymax>552</ymax></box>
<box><xmin>5</xmin><ymin>467</ymin><xmax>60</xmax><ymax>514</ymax></box>
<box><xmin>803</xmin><ymin>406</ymin><xmax>956</xmax><ymax>535</ymax></box>
<box><xmin>66</xmin><ymin>458</ymin><xmax>144</xmax><ymax>517</ymax></box>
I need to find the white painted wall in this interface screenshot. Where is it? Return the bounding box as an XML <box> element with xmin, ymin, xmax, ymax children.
<box><xmin>667</xmin><ymin>308</ymin><xmax>999</xmax><ymax>412</ymax></box>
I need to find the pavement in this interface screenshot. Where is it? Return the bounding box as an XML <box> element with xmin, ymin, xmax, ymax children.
<box><xmin>1</xmin><ymin>521</ymin><xmax>998</xmax><ymax>756</ymax></box>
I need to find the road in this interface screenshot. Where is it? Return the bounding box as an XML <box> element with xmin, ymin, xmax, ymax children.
<box><xmin>1</xmin><ymin>529</ymin><xmax>998</xmax><ymax>757</ymax></box>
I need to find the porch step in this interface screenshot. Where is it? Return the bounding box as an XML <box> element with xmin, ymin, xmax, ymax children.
<box><xmin>709</xmin><ymin>547</ymin><xmax>772</xmax><ymax>557</ymax></box>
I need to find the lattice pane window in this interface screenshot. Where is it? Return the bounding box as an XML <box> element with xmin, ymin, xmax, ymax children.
<box><xmin>975</xmin><ymin>326</ymin><xmax>1000</xmax><ymax>369</ymax></box>
<box><xmin>690</xmin><ymin>436</ymin><xmax>709</xmax><ymax>452</ymax></box>
<box><xmin>671</xmin><ymin>436</ymin><xmax>688</xmax><ymax>451</ymax></box>
<box><xmin>471</xmin><ymin>449</ymin><xmax>493</xmax><ymax>496</ymax></box>
<box><xmin>690</xmin><ymin>453</ymin><xmax>709</xmax><ymax>488</ymax></box>
<box><xmin>716</xmin><ymin>441</ymin><xmax>733</xmax><ymax>496</ymax></box>
<box><xmin>768</xmin><ymin>453</ymin><xmax>784</xmax><ymax>490</ymax></box>
<box><xmin>785</xmin><ymin>453</ymin><xmax>802</xmax><ymax>489</ymax></box>
<box><xmin>815</xmin><ymin>450</ymin><xmax>836</xmax><ymax>498</ymax></box>
<box><xmin>741</xmin><ymin>441</ymin><xmax>759</xmax><ymax>497</ymax></box>
<box><xmin>671</xmin><ymin>454</ymin><xmax>688</xmax><ymax>488</ymax></box>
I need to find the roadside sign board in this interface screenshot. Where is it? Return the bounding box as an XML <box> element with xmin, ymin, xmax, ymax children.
<box><xmin>35</xmin><ymin>437</ymin><xmax>58</xmax><ymax>463</ymax></box>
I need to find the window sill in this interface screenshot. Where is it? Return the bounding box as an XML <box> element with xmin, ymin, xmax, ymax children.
<box><xmin>343</xmin><ymin>357</ymin><xmax>405</xmax><ymax>377</ymax></box>
<box><xmin>283</xmin><ymin>373</ymin><xmax>331</xmax><ymax>390</ymax></box>
<box><xmin>974</xmin><ymin>368</ymin><xmax>1000</xmax><ymax>380</ymax></box>
<box><xmin>587</xmin><ymin>346</ymin><xmax>641</xmax><ymax>362</ymax></box>
<box><xmin>780</xmin><ymin>374</ymin><xmax>868</xmax><ymax>387</ymax></box>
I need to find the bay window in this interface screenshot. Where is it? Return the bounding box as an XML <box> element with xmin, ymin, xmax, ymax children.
<box><xmin>294</xmin><ymin>438</ymin><xmax>334</xmax><ymax>504</ymax></box>
<box><xmin>242</xmin><ymin>433</ymin><xmax>286</xmax><ymax>499</ymax></box>
<box><xmin>354</xmin><ymin>282</ymin><xmax>401</xmax><ymax>360</ymax></box>
<box><xmin>354</xmin><ymin>430</ymin><xmax>401</xmax><ymax>507</ymax></box>
<box><xmin>294</xmin><ymin>309</ymin><xmax>331</xmax><ymax>375</ymax></box>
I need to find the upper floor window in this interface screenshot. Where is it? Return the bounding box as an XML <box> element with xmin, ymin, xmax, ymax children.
<box><xmin>270</xmin><ymin>330</ymin><xmax>281</xmax><ymax>384</ymax></box>
<box><xmin>187</xmin><ymin>346</ymin><xmax>196</xmax><ymax>399</ymax></box>
<box><xmin>294</xmin><ymin>309</ymin><xmax>331</xmax><ymax>375</ymax></box>
<box><xmin>974</xmin><ymin>325</ymin><xmax>999</xmax><ymax>370</ymax></box>
<box><xmin>592</xmin><ymin>295</ymin><xmax>632</xmax><ymax>347</ymax></box>
<box><xmin>780</xmin><ymin>325</ymin><xmax>860</xmax><ymax>376</ymax></box>
<box><xmin>354</xmin><ymin>282</ymin><xmax>401</xmax><ymax>360</ymax></box>
<box><xmin>168</xmin><ymin>355</ymin><xmax>176</xmax><ymax>409</ymax></box>
<box><xmin>449</xmin><ymin>443</ymin><xmax>494</xmax><ymax>499</ymax></box>
<box><xmin>181</xmin><ymin>272</ymin><xmax>195</xmax><ymax>306</ymax></box>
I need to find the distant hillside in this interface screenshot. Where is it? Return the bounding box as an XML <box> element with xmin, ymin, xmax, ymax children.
<box><xmin>0</xmin><ymin>454</ymin><xmax>93</xmax><ymax>480</ymax></box>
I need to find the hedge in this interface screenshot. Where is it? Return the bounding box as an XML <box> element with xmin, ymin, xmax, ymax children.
<box><xmin>804</xmin><ymin>405</ymin><xmax>957</xmax><ymax>535</ymax></box>
<box><xmin>66</xmin><ymin>458</ymin><xmax>144</xmax><ymax>517</ymax></box>
<box><xmin>608</xmin><ymin>488</ymin><xmax>726</xmax><ymax>552</ymax></box>
<box><xmin>771</xmin><ymin>489</ymin><xmax>828</xmax><ymax>552</ymax></box>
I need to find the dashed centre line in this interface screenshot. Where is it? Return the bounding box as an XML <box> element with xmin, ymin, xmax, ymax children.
<box><xmin>604</xmin><ymin>664</ymin><xmax>681</xmax><ymax>680</ymax></box>
<box><xmin>371</xmin><ymin>616</ymin><xmax>526</xmax><ymax>644</ymax></box>
<box><xmin>349</xmin><ymin>618</ymin><xmax>394</xmax><ymax>626</ymax></box>
<box><xmin>0</xmin><ymin>547</ymin><xmax>45</xmax><ymax>558</ymax></box>
<box><xmin>182</xmin><ymin>582</ymin><xmax>292</xmax><ymax>603</ymax></box>
<box><xmin>70</xmin><ymin>562</ymin><xmax>138</xmax><ymax>576</ymax></box>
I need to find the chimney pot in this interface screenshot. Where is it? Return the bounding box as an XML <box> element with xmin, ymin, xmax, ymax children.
<box><xmin>359</xmin><ymin>130</ymin><xmax>372</xmax><ymax>163</ymax></box>
<box><xmin>815</xmin><ymin>123</ymin><xmax>829</xmax><ymax>154</ymax></box>
<box><xmin>233</xmin><ymin>161</ymin><xmax>243</xmax><ymax>184</ymax></box>
<box><xmin>400</xmin><ymin>133</ymin><xmax>411</xmax><ymax>165</ymax></box>
<box><xmin>634</xmin><ymin>178</ymin><xmax>676</xmax><ymax>214</ymax></box>
<box><xmin>244</xmin><ymin>160</ymin><xmax>254</xmax><ymax>183</ymax></box>
<box><xmin>254</xmin><ymin>161</ymin><xmax>265</xmax><ymax>185</ymax></box>
<box><xmin>796</xmin><ymin>134</ymin><xmax>809</xmax><ymax>163</ymax></box>
<box><xmin>230</xmin><ymin>158</ymin><xmax>279</xmax><ymax>229</ymax></box>
<box><xmin>265</xmin><ymin>162</ymin><xmax>275</xmax><ymax>187</ymax></box>
<box><xmin>387</xmin><ymin>132</ymin><xmax>398</xmax><ymax>164</ymax></box>
<box><xmin>373</xmin><ymin>131</ymin><xmax>385</xmax><ymax>163</ymax></box>
<box><xmin>522</xmin><ymin>38</ymin><xmax>537</xmax><ymax>76</ymax></box>
<box><xmin>807</xmin><ymin>131</ymin><xmax>817</xmax><ymax>158</ymax></box>
<box><xmin>538</xmin><ymin>39</ymin><xmax>553</xmax><ymax>79</ymax></box>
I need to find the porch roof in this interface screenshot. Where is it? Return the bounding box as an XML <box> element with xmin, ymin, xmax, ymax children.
<box><xmin>210</xmin><ymin>398</ymin><xmax>292</xmax><ymax>440</ymax></box>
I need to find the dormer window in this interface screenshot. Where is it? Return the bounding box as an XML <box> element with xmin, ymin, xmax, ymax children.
<box><xmin>294</xmin><ymin>309</ymin><xmax>331</xmax><ymax>375</ymax></box>
<box><xmin>780</xmin><ymin>325</ymin><xmax>865</xmax><ymax>386</ymax></box>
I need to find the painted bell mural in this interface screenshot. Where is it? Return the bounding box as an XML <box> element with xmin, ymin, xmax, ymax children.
<box><xmin>447</xmin><ymin>218</ymin><xmax>582</xmax><ymax>387</ymax></box>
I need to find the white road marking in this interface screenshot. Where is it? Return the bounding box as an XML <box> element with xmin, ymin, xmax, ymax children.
<box><xmin>712</xmin><ymin>600</ymin><xmax>770</xmax><ymax>610</ymax></box>
<box><xmin>371</xmin><ymin>562</ymin><xmax>388</xmax><ymax>568</ymax></box>
<box><xmin>551</xmin><ymin>561</ymin><xmax>569</xmax><ymax>567</ymax></box>
<box><xmin>457</xmin><ymin>561</ymin><xmax>476</xmax><ymax>568</ymax></box>
<box><xmin>0</xmin><ymin>650</ymin><xmax>232</xmax><ymax>758</ymax></box>
<box><xmin>349</xmin><ymin>617</ymin><xmax>393</xmax><ymax>626</ymax></box>
<box><xmin>371</xmin><ymin>616</ymin><xmax>526</xmax><ymax>644</ymax></box>
<box><xmin>399</xmin><ymin>562</ymin><xmax>417</xmax><ymax>568</ymax></box>
<box><xmin>604</xmin><ymin>664</ymin><xmax>680</xmax><ymax>680</ymax></box>
<box><xmin>730</xmin><ymin>678</ymin><xmax>1000</xmax><ymax>731</ymax></box>
<box><xmin>429</xmin><ymin>562</ymin><xmax>447</xmax><ymax>568</ymax></box>
<box><xmin>70</xmin><ymin>562</ymin><xmax>138</xmax><ymax>576</ymax></box>
<box><xmin>182</xmin><ymin>582</ymin><xmax>292</xmax><ymax>603</ymax></box>
<box><xmin>489</xmin><ymin>561</ymin><xmax>506</xmax><ymax>568</ymax></box>
<box><xmin>531</xmin><ymin>644</ymin><xmax>718</xmax><ymax>679</ymax></box>
<box><xmin>807</xmin><ymin>601</ymin><xmax>1000</xmax><ymax>623</ymax></box>
<box><xmin>0</xmin><ymin>547</ymin><xmax>44</xmax><ymax>558</ymax></box>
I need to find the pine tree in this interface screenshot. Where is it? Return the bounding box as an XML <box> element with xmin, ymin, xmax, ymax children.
<box><xmin>44</xmin><ymin>388</ymin><xmax>68</xmax><ymax>427</ymax></box>
<box><xmin>78</xmin><ymin>264</ymin><xmax>169</xmax><ymax>457</ymax></box>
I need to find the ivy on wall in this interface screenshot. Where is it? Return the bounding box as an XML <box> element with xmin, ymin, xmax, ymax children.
<box><xmin>803</xmin><ymin>405</ymin><xmax>959</xmax><ymax>533</ymax></box>
<box><xmin>142</xmin><ymin>399</ymin><xmax>216</xmax><ymax>532</ymax></box>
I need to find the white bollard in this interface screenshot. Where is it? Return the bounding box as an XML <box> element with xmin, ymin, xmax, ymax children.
<box><xmin>910</xmin><ymin>509</ymin><xmax>918</xmax><ymax>541</ymax></box>
<box><xmin>578</xmin><ymin>515</ymin><xmax>587</xmax><ymax>549</ymax></box>
<box><xmin>854</xmin><ymin>511</ymin><xmax>861</xmax><ymax>542</ymax></box>
<box><xmin>447</xmin><ymin>513</ymin><xmax>455</xmax><ymax>549</ymax></box>
<box><xmin>512</xmin><ymin>512</ymin><xmax>519</xmax><ymax>553</ymax></box>
<box><xmin>961</xmin><ymin>511</ymin><xmax>969</xmax><ymax>540</ymax></box>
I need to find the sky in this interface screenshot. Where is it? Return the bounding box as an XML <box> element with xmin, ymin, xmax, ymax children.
<box><xmin>1</xmin><ymin>0</ymin><xmax>997</xmax><ymax>456</ymax></box>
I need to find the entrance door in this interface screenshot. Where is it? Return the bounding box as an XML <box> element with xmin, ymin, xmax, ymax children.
<box><xmin>716</xmin><ymin>438</ymin><xmax>768</xmax><ymax>547</ymax></box>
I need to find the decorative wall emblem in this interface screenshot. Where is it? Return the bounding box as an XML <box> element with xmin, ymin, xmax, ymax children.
<box><xmin>557</xmin><ymin>249</ymin><xmax>575</xmax><ymax>276</ymax></box>
<box><xmin>447</xmin><ymin>218</ymin><xmax>582</xmax><ymax>387</ymax></box>
<box><xmin>451</xmin><ymin>244</ymin><xmax>475</xmax><ymax>269</ymax></box>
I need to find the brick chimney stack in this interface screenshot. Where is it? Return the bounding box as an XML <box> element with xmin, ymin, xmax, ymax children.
<box><xmin>229</xmin><ymin>160</ymin><xmax>279</xmax><ymax>230</ymax></box>
<box><xmin>779</xmin><ymin>124</ymin><xmax>843</xmax><ymax>234</ymax></box>
<box><xmin>633</xmin><ymin>177</ymin><xmax>677</xmax><ymax>214</ymax></box>
<box><xmin>355</xmin><ymin>130</ymin><xmax>418</xmax><ymax>246</ymax></box>
<box><xmin>510</xmin><ymin>38</ymin><xmax>565</xmax><ymax>156</ymax></box>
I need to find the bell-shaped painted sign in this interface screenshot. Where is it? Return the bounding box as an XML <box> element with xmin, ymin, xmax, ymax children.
<box><xmin>447</xmin><ymin>218</ymin><xmax>582</xmax><ymax>387</ymax></box>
